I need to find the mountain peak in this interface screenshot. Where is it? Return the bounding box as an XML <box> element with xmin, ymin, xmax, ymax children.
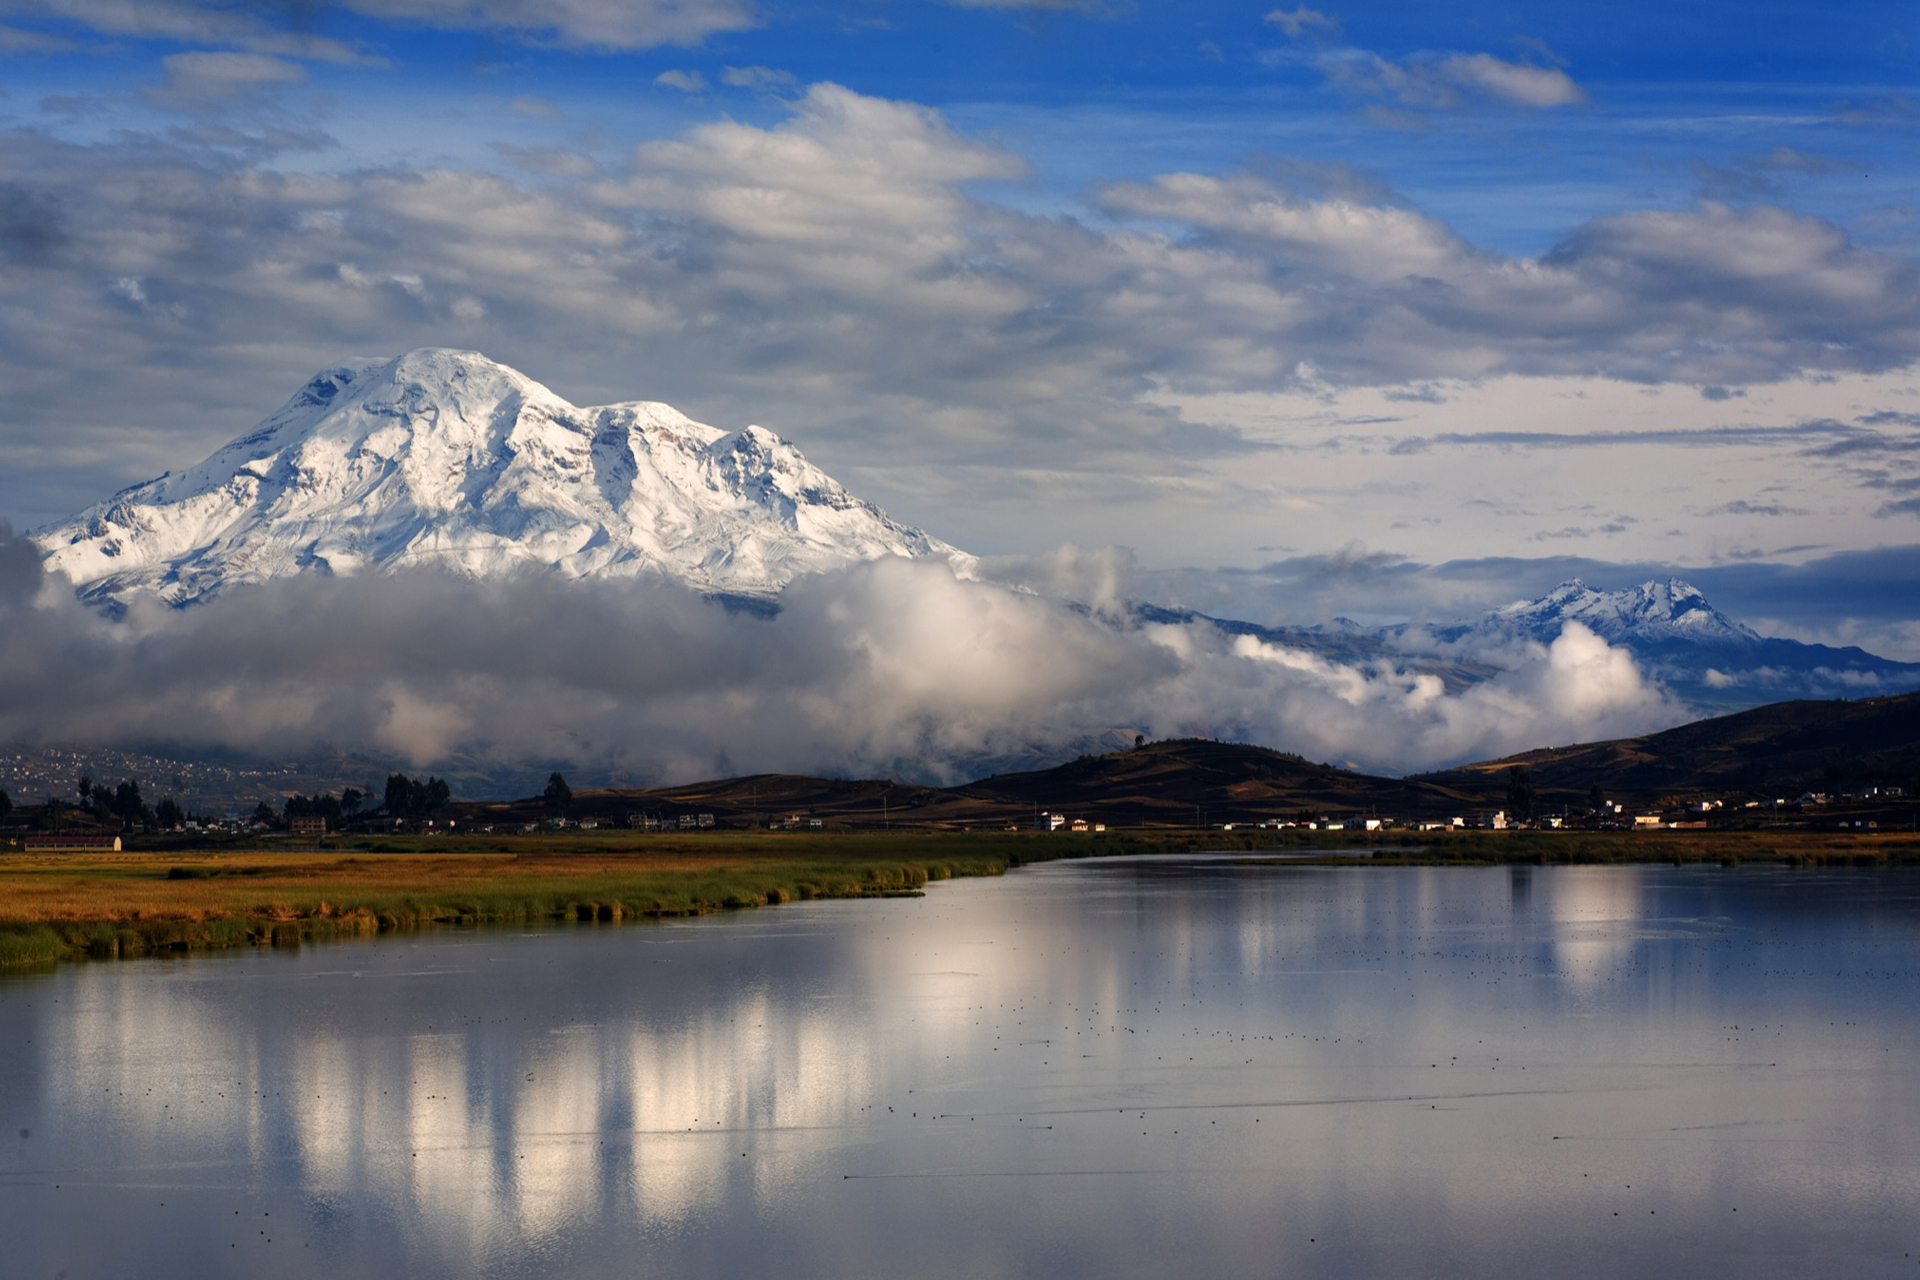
<box><xmin>1488</xmin><ymin>577</ymin><xmax>1758</xmax><ymax>646</ymax></box>
<box><xmin>35</xmin><ymin>349</ymin><xmax>964</xmax><ymax>607</ymax></box>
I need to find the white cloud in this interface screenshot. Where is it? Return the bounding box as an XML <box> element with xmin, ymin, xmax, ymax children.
<box><xmin>341</xmin><ymin>0</ymin><xmax>757</xmax><ymax>49</ymax></box>
<box><xmin>0</xmin><ymin>83</ymin><xmax>1916</xmax><ymax>569</ymax></box>
<box><xmin>1266</xmin><ymin>14</ymin><xmax>1586</xmax><ymax>113</ymax></box>
<box><xmin>0</xmin><ymin>0</ymin><xmax>380</xmax><ymax>64</ymax></box>
<box><xmin>1264</xmin><ymin>7</ymin><xmax>1338</xmax><ymax>39</ymax></box>
<box><xmin>1432</xmin><ymin>52</ymin><xmax>1585</xmax><ymax>109</ymax></box>
<box><xmin>507</xmin><ymin>95</ymin><xmax>562</xmax><ymax>119</ymax></box>
<box><xmin>0</xmin><ymin>0</ymin><xmax>753</xmax><ymax>55</ymax></box>
<box><xmin>653</xmin><ymin>69</ymin><xmax>708</xmax><ymax>93</ymax></box>
<box><xmin>720</xmin><ymin>64</ymin><xmax>797</xmax><ymax>91</ymax></box>
<box><xmin>0</xmin><ymin>19</ymin><xmax>76</xmax><ymax>51</ymax></box>
<box><xmin>0</xmin><ymin>528</ymin><xmax>1685</xmax><ymax>780</ymax></box>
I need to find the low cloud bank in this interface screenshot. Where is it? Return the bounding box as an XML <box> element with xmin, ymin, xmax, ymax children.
<box><xmin>0</xmin><ymin>529</ymin><xmax>1684</xmax><ymax>785</ymax></box>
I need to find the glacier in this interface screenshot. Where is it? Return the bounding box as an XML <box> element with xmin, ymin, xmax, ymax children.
<box><xmin>33</xmin><ymin>348</ymin><xmax>966</xmax><ymax>609</ymax></box>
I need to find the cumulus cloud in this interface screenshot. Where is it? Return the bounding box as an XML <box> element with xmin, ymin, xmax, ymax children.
<box><xmin>1264</xmin><ymin>7</ymin><xmax>1338</xmax><ymax>39</ymax></box>
<box><xmin>1264</xmin><ymin>13</ymin><xmax>1585</xmax><ymax>112</ymax></box>
<box><xmin>0</xmin><ymin>0</ymin><xmax>754</xmax><ymax>53</ymax></box>
<box><xmin>351</xmin><ymin>0</ymin><xmax>757</xmax><ymax>48</ymax></box>
<box><xmin>653</xmin><ymin>69</ymin><xmax>708</xmax><ymax>93</ymax></box>
<box><xmin>144</xmin><ymin>51</ymin><xmax>307</xmax><ymax>113</ymax></box>
<box><xmin>0</xmin><ymin>523</ymin><xmax>1685</xmax><ymax>782</ymax></box>
<box><xmin>0</xmin><ymin>0</ymin><xmax>380</xmax><ymax>63</ymax></box>
<box><xmin>2</xmin><ymin>82</ymin><xmax>1918</xmax><ymax>534</ymax></box>
<box><xmin>720</xmin><ymin>64</ymin><xmax>797</xmax><ymax>90</ymax></box>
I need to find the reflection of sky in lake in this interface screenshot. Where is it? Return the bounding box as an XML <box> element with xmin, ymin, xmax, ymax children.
<box><xmin>3</xmin><ymin>861</ymin><xmax>1919</xmax><ymax>1278</ymax></box>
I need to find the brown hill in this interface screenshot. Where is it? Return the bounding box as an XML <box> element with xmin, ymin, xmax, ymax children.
<box><xmin>1419</xmin><ymin>689</ymin><xmax>1920</xmax><ymax>802</ymax></box>
<box><xmin>459</xmin><ymin>739</ymin><xmax>1483</xmax><ymax>830</ymax></box>
<box><xmin>456</xmin><ymin>691</ymin><xmax>1920</xmax><ymax>832</ymax></box>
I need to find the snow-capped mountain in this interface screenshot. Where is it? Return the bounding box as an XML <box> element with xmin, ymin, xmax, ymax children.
<box><xmin>35</xmin><ymin>349</ymin><xmax>964</xmax><ymax>608</ymax></box>
<box><xmin>1420</xmin><ymin>579</ymin><xmax>1915</xmax><ymax>704</ymax></box>
<box><xmin>1474</xmin><ymin>578</ymin><xmax>1760</xmax><ymax>647</ymax></box>
<box><xmin>1135</xmin><ymin>577</ymin><xmax>1920</xmax><ymax>712</ymax></box>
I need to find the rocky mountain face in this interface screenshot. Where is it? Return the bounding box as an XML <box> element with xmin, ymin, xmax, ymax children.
<box><xmin>34</xmin><ymin>349</ymin><xmax>963</xmax><ymax>608</ymax></box>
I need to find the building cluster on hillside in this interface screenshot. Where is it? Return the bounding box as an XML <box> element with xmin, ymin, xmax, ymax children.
<box><xmin>0</xmin><ymin>747</ymin><xmax>373</xmax><ymax>814</ymax></box>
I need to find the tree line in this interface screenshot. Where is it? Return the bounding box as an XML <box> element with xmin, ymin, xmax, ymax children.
<box><xmin>0</xmin><ymin>772</ymin><xmax>458</xmax><ymax>834</ymax></box>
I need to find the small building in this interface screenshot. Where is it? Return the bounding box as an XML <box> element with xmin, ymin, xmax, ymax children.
<box><xmin>289</xmin><ymin>816</ymin><xmax>326</xmax><ymax>836</ymax></box>
<box><xmin>1632</xmin><ymin>814</ymin><xmax>1664</xmax><ymax>828</ymax></box>
<box><xmin>1036</xmin><ymin>812</ymin><xmax>1066</xmax><ymax>832</ymax></box>
<box><xmin>25</xmin><ymin>833</ymin><xmax>122</xmax><ymax>852</ymax></box>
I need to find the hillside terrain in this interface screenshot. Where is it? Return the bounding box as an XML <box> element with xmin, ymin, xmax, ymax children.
<box><xmin>455</xmin><ymin>738</ymin><xmax>1479</xmax><ymax>830</ymax></box>
<box><xmin>453</xmin><ymin>692</ymin><xmax>1920</xmax><ymax>830</ymax></box>
<box><xmin>1421</xmin><ymin>689</ymin><xmax>1920</xmax><ymax>804</ymax></box>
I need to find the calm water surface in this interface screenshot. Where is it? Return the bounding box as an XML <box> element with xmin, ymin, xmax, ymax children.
<box><xmin>3</xmin><ymin>858</ymin><xmax>1919</xmax><ymax>1278</ymax></box>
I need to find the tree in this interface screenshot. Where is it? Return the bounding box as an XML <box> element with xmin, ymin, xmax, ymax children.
<box><xmin>1588</xmin><ymin>783</ymin><xmax>1607</xmax><ymax>815</ymax></box>
<box><xmin>385</xmin><ymin>773</ymin><xmax>415</xmax><ymax>818</ymax></box>
<box><xmin>155</xmin><ymin>797</ymin><xmax>185</xmax><ymax>830</ymax></box>
<box><xmin>251</xmin><ymin>801</ymin><xmax>277</xmax><ymax>828</ymax></box>
<box><xmin>111</xmin><ymin>780</ymin><xmax>146</xmax><ymax>829</ymax></box>
<box><xmin>0</xmin><ymin>788</ymin><xmax>11</xmax><ymax>820</ymax></box>
<box><xmin>341</xmin><ymin>788</ymin><xmax>364</xmax><ymax>819</ymax></box>
<box><xmin>1134</xmin><ymin>734</ymin><xmax>1146</xmax><ymax>750</ymax></box>
<box><xmin>382</xmin><ymin>775</ymin><xmax>450</xmax><ymax>821</ymax></box>
<box><xmin>544</xmin><ymin>772</ymin><xmax>572</xmax><ymax>812</ymax></box>
<box><xmin>77</xmin><ymin>775</ymin><xmax>93</xmax><ymax>805</ymax></box>
<box><xmin>1505</xmin><ymin>766</ymin><xmax>1535</xmax><ymax>825</ymax></box>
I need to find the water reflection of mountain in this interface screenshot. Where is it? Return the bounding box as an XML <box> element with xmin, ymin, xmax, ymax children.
<box><xmin>16</xmin><ymin>865</ymin><xmax>1920</xmax><ymax>1278</ymax></box>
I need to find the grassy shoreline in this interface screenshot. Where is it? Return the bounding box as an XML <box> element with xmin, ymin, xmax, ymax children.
<box><xmin>2</xmin><ymin>829</ymin><xmax>1916</xmax><ymax>969</ymax></box>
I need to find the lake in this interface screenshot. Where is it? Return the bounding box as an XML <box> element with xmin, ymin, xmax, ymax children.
<box><xmin>3</xmin><ymin>856</ymin><xmax>1918</xmax><ymax>1278</ymax></box>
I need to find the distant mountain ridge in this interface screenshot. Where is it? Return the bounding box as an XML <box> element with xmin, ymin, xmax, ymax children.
<box><xmin>34</xmin><ymin>349</ymin><xmax>963</xmax><ymax>608</ymax></box>
<box><xmin>1136</xmin><ymin>577</ymin><xmax>1920</xmax><ymax>713</ymax></box>
<box><xmin>1467</xmin><ymin>577</ymin><xmax>1760</xmax><ymax>646</ymax></box>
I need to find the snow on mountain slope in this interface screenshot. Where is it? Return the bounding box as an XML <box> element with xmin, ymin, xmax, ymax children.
<box><xmin>34</xmin><ymin>349</ymin><xmax>965</xmax><ymax>607</ymax></box>
<box><xmin>1479</xmin><ymin>578</ymin><xmax>1761</xmax><ymax>647</ymax></box>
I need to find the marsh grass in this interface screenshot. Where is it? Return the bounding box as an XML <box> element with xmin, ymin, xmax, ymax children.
<box><xmin>4</xmin><ymin>828</ymin><xmax>1911</xmax><ymax>967</ymax></box>
<box><xmin>0</xmin><ymin>832</ymin><xmax>1071</xmax><ymax>965</ymax></box>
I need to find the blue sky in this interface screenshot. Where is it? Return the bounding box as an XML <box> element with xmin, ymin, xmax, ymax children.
<box><xmin>2</xmin><ymin>0</ymin><xmax>1918</xmax><ymax>654</ymax></box>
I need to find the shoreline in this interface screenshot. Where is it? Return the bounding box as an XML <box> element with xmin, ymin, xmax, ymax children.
<box><xmin>3</xmin><ymin>829</ymin><xmax>1915</xmax><ymax>969</ymax></box>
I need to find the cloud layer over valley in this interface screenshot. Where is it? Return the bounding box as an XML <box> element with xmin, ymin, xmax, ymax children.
<box><xmin>0</xmin><ymin>526</ymin><xmax>1682</xmax><ymax>784</ymax></box>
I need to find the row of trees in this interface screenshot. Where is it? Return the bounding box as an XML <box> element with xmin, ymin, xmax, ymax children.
<box><xmin>78</xmin><ymin>775</ymin><xmax>154</xmax><ymax>829</ymax></box>
<box><xmin>246</xmin><ymin>777</ymin><xmax>447</xmax><ymax>829</ymax></box>
<box><xmin>385</xmin><ymin>774</ymin><xmax>451</xmax><ymax>819</ymax></box>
